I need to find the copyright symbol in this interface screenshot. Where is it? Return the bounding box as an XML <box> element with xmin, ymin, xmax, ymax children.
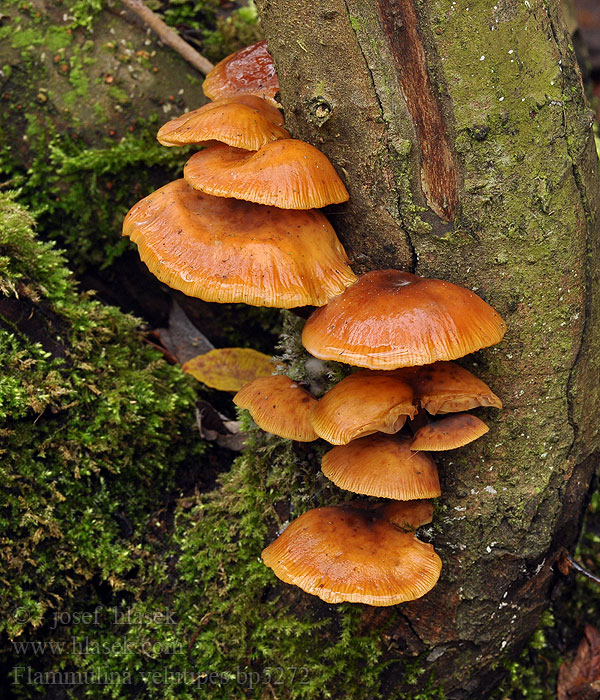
<box><xmin>13</xmin><ymin>608</ymin><xmax>29</xmax><ymax>623</ymax></box>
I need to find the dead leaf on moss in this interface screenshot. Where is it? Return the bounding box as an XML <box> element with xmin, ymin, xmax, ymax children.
<box><xmin>195</xmin><ymin>400</ymin><xmax>245</xmax><ymax>451</ymax></box>
<box><xmin>183</xmin><ymin>347</ymin><xmax>275</xmax><ymax>392</ymax></box>
<box><xmin>155</xmin><ymin>301</ymin><xmax>214</xmax><ymax>364</ymax></box>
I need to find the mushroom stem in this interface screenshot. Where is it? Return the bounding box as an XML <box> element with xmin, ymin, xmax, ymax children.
<box><xmin>120</xmin><ymin>0</ymin><xmax>214</xmax><ymax>75</ymax></box>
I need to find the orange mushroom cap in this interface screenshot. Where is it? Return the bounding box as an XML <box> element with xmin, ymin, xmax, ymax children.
<box><xmin>182</xmin><ymin>348</ymin><xmax>275</xmax><ymax>393</ymax></box>
<box><xmin>233</xmin><ymin>375</ymin><xmax>318</xmax><ymax>441</ymax></box>
<box><xmin>321</xmin><ymin>434</ymin><xmax>440</xmax><ymax>500</ymax></box>
<box><xmin>302</xmin><ymin>270</ymin><xmax>507</xmax><ymax>369</ymax></box>
<box><xmin>183</xmin><ymin>140</ymin><xmax>350</xmax><ymax>209</ymax></box>
<box><xmin>122</xmin><ymin>179</ymin><xmax>357</xmax><ymax>308</ymax></box>
<box><xmin>202</xmin><ymin>40</ymin><xmax>281</xmax><ymax>107</ymax></box>
<box><xmin>310</xmin><ymin>370</ymin><xmax>416</xmax><ymax>445</ymax></box>
<box><xmin>410</xmin><ymin>413</ymin><xmax>489</xmax><ymax>451</ymax></box>
<box><xmin>157</xmin><ymin>96</ymin><xmax>289</xmax><ymax>150</ymax></box>
<box><xmin>262</xmin><ymin>500</ymin><xmax>441</xmax><ymax>606</ymax></box>
<box><xmin>396</xmin><ymin>361</ymin><xmax>502</xmax><ymax>415</ymax></box>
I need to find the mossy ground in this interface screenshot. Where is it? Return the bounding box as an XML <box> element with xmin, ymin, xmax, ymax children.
<box><xmin>0</xmin><ymin>190</ymin><xmax>204</xmax><ymax>676</ymax></box>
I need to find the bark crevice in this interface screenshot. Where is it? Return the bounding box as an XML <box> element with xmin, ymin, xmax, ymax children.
<box><xmin>340</xmin><ymin>0</ymin><xmax>420</xmax><ymax>272</ymax></box>
<box><xmin>374</xmin><ymin>0</ymin><xmax>458</xmax><ymax>222</ymax></box>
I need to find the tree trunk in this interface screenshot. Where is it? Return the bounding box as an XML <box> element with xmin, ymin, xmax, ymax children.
<box><xmin>256</xmin><ymin>0</ymin><xmax>600</xmax><ymax>695</ymax></box>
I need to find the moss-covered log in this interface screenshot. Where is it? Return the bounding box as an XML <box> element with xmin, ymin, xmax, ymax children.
<box><xmin>253</xmin><ymin>0</ymin><xmax>600</xmax><ymax>695</ymax></box>
<box><xmin>0</xmin><ymin>0</ymin><xmax>211</xmax><ymax>308</ymax></box>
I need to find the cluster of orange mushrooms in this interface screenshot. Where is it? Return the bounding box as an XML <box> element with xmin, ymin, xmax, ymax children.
<box><xmin>123</xmin><ymin>41</ymin><xmax>507</xmax><ymax>608</ymax></box>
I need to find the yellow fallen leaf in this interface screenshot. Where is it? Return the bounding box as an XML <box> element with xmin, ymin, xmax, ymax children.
<box><xmin>182</xmin><ymin>348</ymin><xmax>275</xmax><ymax>392</ymax></box>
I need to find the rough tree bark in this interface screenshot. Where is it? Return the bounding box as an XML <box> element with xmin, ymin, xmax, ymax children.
<box><xmin>256</xmin><ymin>0</ymin><xmax>600</xmax><ymax>696</ymax></box>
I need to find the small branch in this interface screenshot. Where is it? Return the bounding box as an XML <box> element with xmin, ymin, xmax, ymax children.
<box><xmin>567</xmin><ymin>554</ymin><xmax>600</xmax><ymax>585</ymax></box>
<box><xmin>120</xmin><ymin>0</ymin><xmax>214</xmax><ymax>75</ymax></box>
<box><xmin>559</xmin><ymin>549</ymin><xmax>600</xmax><ymax>585</ymax></box>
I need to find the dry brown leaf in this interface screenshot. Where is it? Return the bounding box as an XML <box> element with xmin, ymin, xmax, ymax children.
<box><xmin>558</xmin><ymin>625</ymin><xmax>600</xmax><ymax>700</ymax></box>
<box><xmin>156</xmin><ymin>301</ymin><xmax>214</xmax><ymax>364</ymax></box>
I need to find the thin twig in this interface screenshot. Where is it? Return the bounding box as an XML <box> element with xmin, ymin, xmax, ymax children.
<box><xmin>566</xmin><ymin>554</ymin><xmax>600</xmax><ymax>585</ymax></box>
<box><xmin>120</xmin><ymin>0</ymin><xmax>214</xmax><ymax>75</ymax></box>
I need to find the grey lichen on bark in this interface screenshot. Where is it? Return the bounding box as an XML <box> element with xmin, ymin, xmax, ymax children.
<box><xmin>256</xmin><ymin>0</ymin><xmax>600</xmax><ymax>695</ymax></box>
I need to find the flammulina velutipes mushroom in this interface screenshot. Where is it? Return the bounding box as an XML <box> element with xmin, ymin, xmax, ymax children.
<box><xmin>256</xmin><ymin>269</ymin><xmax>505</xmax><ymax>605</ymax></box>
<box><xmin>122</xmin><ymin>40</ymin><xmax>507</xmax><ymax>608</ymax></box>
<box><xmin>262</xmin><ymin>500</ymin><xmax>442</xmax><ymax>607</ymax></box>
<box><xmin>123</xmin><ymin>42</ymin><xmax>356</xmax><ymax>310</ymax></box>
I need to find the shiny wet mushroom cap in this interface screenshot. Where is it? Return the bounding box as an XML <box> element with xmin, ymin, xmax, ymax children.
<box><xmin>262</xmin><ymin>500</ymin><xmax>441</xmax><ymax>606</ymax></box>
<box><xmin>157</xmin><ymin>96</ymin><xmax>289</xmax><ymax>151</ymax></box>
<box><xmin>202</xmin><ymin>40</ymin><xmax>281</xmax><ymax>106</ymax></box>
<box><xmin>321</xmin><ymin>434</ymin><xmax>440</xmax><ymax>500</ymax></box>
<box><xmin>302</xmin><ymin>269</ymin><xmax>507</xmax><ymax>369</ymax></box>
<box><xmin>183</xmin><ymin>140</ymin><xmax>350</xmax><ymax>209</ymax></box>
<box><xmin>233</xmin><ymin>375</ymin><xmax>318</xmax><ymax>442</ymax></box>
<box><xmin>310</xmin><ymin>369</ymin><xmax>416</xmax><ymax>445</ymax></box>
<box><xmin>122</xmin><ymin>179</ymin><xmax>357</xmax><ymax>308</ymax></box>
<box><xmin>410</xmin><ymin>413</ymin><xmax>489</xmax><ymax>451</ymax></box>
<box><xmin>395</xmin><ymin>361</ymin><xmax>502</xmax><ymax>415</ymax></box>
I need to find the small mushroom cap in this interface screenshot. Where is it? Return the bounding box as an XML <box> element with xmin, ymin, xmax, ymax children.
<box><xmin>202</xmin><ymin>39</ymin><xmax>281</xmax><ymax>106</ymax></box>
<box><xmin>262</xmin><ymin>500</ymin><xmax>441</xmax><ymax>606</ymax></box>
<box><xmin>321</xmin><ymin>434</ymin><xmax>440</xmax><ymax>500</ymax></box>
<box><xmin>396</xmin><ymin>361</ymin><xmax>502</xmax><ymax>415</ymax></box>
<box><xmin>182</xmin><ymin>348</ymin><xmax>275</xmax><ymax>392</ymax></box>
<box><xmin>183</xmin><ymin>140</ymin><xmax>350</xmax><ymax>209</ymax></box>
<box><xmin>380</xmin><ymin>499</ymin><xmax>435</xmax><ymax>530</ymax></box>
<box><xmin>310</xmin><ymin>370</ymin><xmax>417</xmax><ymax>445</ymax></box>
<box><xmin>302</xmin><ymin>270</ymin><xmax>507</xmax><ymax>369</ymax></box>
<box><xmin>410</xmin><ymin>413</ymin><xmax>489</xmax><ymax>451</ymax></box>
<box><xmin>122</xmin><ymin>179</ymin><xmax>357</xmax><ymax>308</ymax></box>
<box><xmin>157</xmin><ymin>96</ymin><xmax>289</xmax><ymax>150</ymax></box>
<box><xmin>233</xmin><ymin>375</ymin><xmax>318</xmax><ymax>441</ymax></box>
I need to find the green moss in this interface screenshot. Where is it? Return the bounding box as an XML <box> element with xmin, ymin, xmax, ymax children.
<box><xmin>349</xmin><ymin>16</ymin><xmax>363</xmax><ymax>31</ymax></box>
<box><xmin>1</xmin><ymin>124</ymin><xmax>191</xmax><ymax>271</ymax></box>
<box><xmin>493</xmin><ymin>612</ymin><xmax>559</xmax><ymax>700</ymax></box>
<box><xmin>69</xmin><ymin>0</ymin><xmax>105</xmax><ymax>31</ymax></box>
<box><xmin>45</xmin><ymin>26</ymin><xmax>73</xmax><ymax>52</ymax></box>
<box><xmin>7</xmin><ymin>426</ymin><xmax>388</xmax><ymax>699</ymax></box>
<box><xmin>68</xmin><ymin>63</ymin><xmax>91</xmax><ymax>97</ymax></box>
<box><xmin>400</xmin><ymin>661</ymin><xmax>446</xmax><ymax>700</ymax></box>
<box><xmin>223</xmin><ymin>2</ymin><xmax>262</xmax><ymax>46</ymax></box>
<box><xmin>0</xmin><ymin>191</ymin><xmax>203</xmax><ymax>639</ymax></box>
<box><xmin>163</xmin><ymin>0</ymin><xmax>262</xmax><ymax>63</ymax></box>
<box><xmin>10</xmin><ymin>27</ymin><xmax>42</xmax><ymax>48</ymax></box>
